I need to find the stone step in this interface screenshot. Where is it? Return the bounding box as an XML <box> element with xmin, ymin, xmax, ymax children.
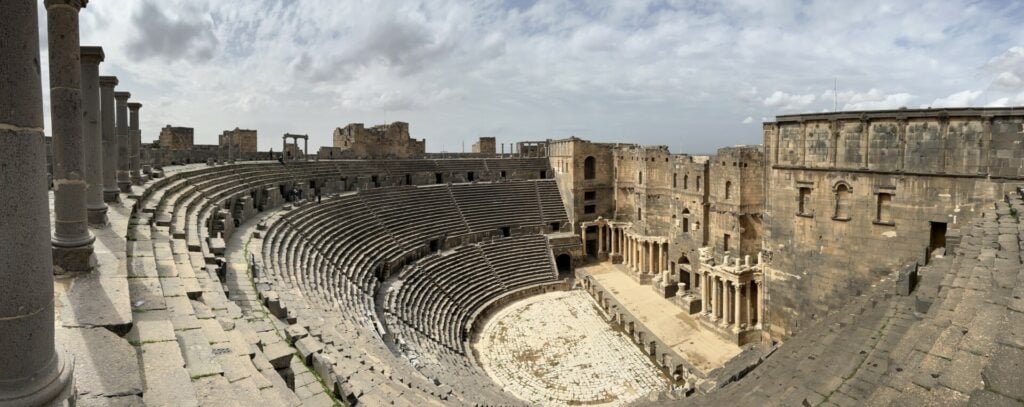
<box><xmin>139</xmin><ymin>341</ymin><xmax>200</xmax><ymax>406</ymax></box>
<box><xmin>176</xmin><ymin>327</ymin><xmax>225</xmax><ymax>379</ymax></box>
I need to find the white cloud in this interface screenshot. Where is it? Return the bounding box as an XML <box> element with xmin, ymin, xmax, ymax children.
<box><xmin>763</xmin><ymin>91</ymin><xmax>816</xmax><ymax>110</ymax></box>
<box><xmin>986</xmin><ymin>46</ymin><xmax>1024</xmax><ymax>91</ymax></box>
<box><xmin>985</xmin><ymin>97</ymin><xmax>1009</xmax><ymax>107</ymax></box>
<box><xmin>742</xmin><ymin>116</ymin><xmax>754</xmax><ymax>124</ymax></box>
<box><xmin>28</xmin><ymin>0</ymin><xmax>1021</xmax><ymax>154</ymax></box>
<box><xmin>819</xmin><ymin>88</ymin><xmax>915</xmax><ymax>111</ymax></box>
<box><xmin>931</xmin><ymin>90</ymin><xmax>983</xmax><ymax>107</ymax></box>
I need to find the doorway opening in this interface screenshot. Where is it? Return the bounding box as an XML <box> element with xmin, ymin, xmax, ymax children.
<box><xmin>929</xmin><ymin>221</ymin><xmax>947</xmax><ymax>256</ymax></box>
<box><xmin>556</xmin><ymin>254</ymin><xmax>573</xmax><ymax>278</ymax></box>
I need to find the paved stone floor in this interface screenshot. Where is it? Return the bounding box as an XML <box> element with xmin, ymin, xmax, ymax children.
<box><xmin>475</xmin><ymin>290</ymin><xmax>668</xmax><ymax>406</ymax></box>
<box><xmin>584</xmin><ymin>262</ymin><xmax>742</xmax><ymax>374</ymax></box>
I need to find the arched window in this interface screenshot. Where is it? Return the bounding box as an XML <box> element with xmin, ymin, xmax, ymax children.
<box><xmin>637</xmin><ymin>207</ymin><xmax>642</xmax><ymax>220</ymax></box>
<box><xmin>725</xmin><ymin>181</ymin><xmax>732</xmax><ymax>200</ymax></box>
<box><xmin>639</xmin><ymin>171</ymin><xmax>643</xmax><ymax>185</ymax></box>
<box><xmin>834</xmin><ymin>182</ymin><xmax>852</xmax><ymax>220</ymax></box>
<box><xmin>584</xmin><ymin>156</ymin><xmax>596</xmax><ymax>180</ymax></box>
<box><xmin>683</xmin><ymin>174</ymin><xmax>689</xmax><ymax>190</ymax></box>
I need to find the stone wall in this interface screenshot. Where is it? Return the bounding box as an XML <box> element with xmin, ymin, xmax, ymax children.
<box><xmin>472</xmin><ymin>137</ymin><xmax>496</xmax><ymax>155</ymax></box>
<box><xmin>549</xmin><ymin>137</ymin><xmax>617</xmax><ymax>229</ymax></box>
<box><xmin>550</xmin><ymin>137</ymin><xmax>762</xmax><ymax>271</ymax></box>
<box><xmin>220</xmin><ymin>128</ymin><xmax>257</xmax><ymax>153</ymax></box>
<box><xmin>332</xmin><ymin>121</ymin><xmax>426</xmax><ymax>158</ymax></box>
<box><xmin>762</xmin><ymin>107</ymin><xmax>1024</xmax><ymax>339</ymax></box>
<box><xmin>158</xmin><ymin>125</ymin><xmax>194</xmax><ymax>150</ymax></box>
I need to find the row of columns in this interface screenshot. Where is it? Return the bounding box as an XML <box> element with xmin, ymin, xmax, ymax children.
<box><xmin>2</xmin><ymin>1</ymin><xmax>148</xmax><ymax>404</ymax></box>
<box><xmin>580</xmin><ymin>221</ymin><xmax>670</xmax><ymax>276</ymax></box>
<box><xmin>700</xmin><ymin>274</ymin><xmax>762</xmax><ymax>331</ymax></box>
<box><xmin>622</xmin><ymin>235</ymin><xmax>668</xmax><ymax>275</ymax></box>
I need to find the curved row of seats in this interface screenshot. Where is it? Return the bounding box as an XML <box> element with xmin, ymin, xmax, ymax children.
<box><xmin>256</xmin><ymin>180</ymin><xmax>569</xmax><ymax>404</ymax></box>
<box><xmin>386</xmin><ymin>235</ymin><xmax>557</xmax><ymax>351</ymax></box>
<box><xmin>123</xmin><ymin>159</ymin><xmax>554</xmax><ymax>405</ymax></box>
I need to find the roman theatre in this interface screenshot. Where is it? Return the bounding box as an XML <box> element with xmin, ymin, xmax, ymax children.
<box><xmin>4</xmin><ymin>3</ymin><xmax>1024</xmax><ymax>407</ymax></box>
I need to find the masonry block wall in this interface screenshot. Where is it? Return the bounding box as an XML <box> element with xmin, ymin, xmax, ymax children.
<box><xmin>762</xmin><ymin>107</ymin><xmax>1024</xmax><ymax>339</ymax></box>
<box><xmin>158</xmin><ymin>125</ymin><xmax>194</xmax><ymax>150</ymax></box>
<box><xmin>333</xmin><ymin>121</ymin><xmax>426</xmax><ymax>158</ymax></box>
<box><xmin>549</xmin><ymin>137</ymin><xmax>616</xmax><ymax>229</ymax></box>
<box><xmin>220</xmin><ymin>128</ymin><xmax>258</xmax><ymax>152</ymax></box>
<box><xmin>549</xmin><ymin>137</ymin><xmax>763</xmax><ymax>278</ymax></box>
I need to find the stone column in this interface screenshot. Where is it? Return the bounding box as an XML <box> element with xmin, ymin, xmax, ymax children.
<box><xmin>0</xmin><ymin>1</ymin><xmax>77</xmax><ymax>404</ymax></box>
<box><xmin>699</xmin><ymin>274</ymin><xmax>707</xmax><ymax>314</ymax></box>
<box><xmin>711</xmin><ymin>277</ymin><xmax>718</xmax><ymax>319</ymax></box>
<box><xmin>659</xmin><ymin>242</ymin><xmax>665</xmax><ymax>272</ymax></box>
<box><xmin>725</xmin><ymin>281</ymin><xmax>731</xmax><ymax>323</ymax></box>
<box><xmin>581</xmin><ymin>226</ymin><xmax>587</xmax><ymax>256</ymax></box>
<box><xmin>128</xmin><ymin>102</ymin><xmax>143</xmax><ymax>185</ymax></box>
<box><xmin>735</xmin><ymin>282</ymin><xmax>744</xmax><ymax>329</ymax></box>
<box><xmin>597</xmin><ymin>225</ymin><xmax>605</xmax><ymax>254</ymax></box>
<box><xmin>745</xmin><ymin>282</ymin><xmax>752</xmax><ymax>327</ymax></box>
<box><xmin>114</xmin><ymin>91</ymin><xmax>131</xmax><ymax>192</ymax></box>
<box><xmin>756</xmin><ymin>283</ymin><xmax>764</xmax><ymax>328</ymax></box>
<box><xmin>647</xmin><ymin>241</ymin><xmax>654</xmax><ymax>274</ymax></box>
<box><xmin>49</xmin><ymin>0</ymin><xmax>96</xmax><ymax>273</ymax></box>
<box><xmin>99</xmin><ymin>75</ymin><xmax>118</xmax><ymax>202</ymax></box>
<box><xmin>81</xmin><ymin>46</ymin><xmax>106</xmax><ymax>225</ymax></box>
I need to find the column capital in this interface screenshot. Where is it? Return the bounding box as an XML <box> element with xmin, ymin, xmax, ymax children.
<box><xmin>127</xmin><ymin>102</ymin><xmax>142</xmax><ymax>111</ymax></box>
<box><xmin>98</xmin><ymin>75</ymin><xmax>118</xmax><ymax>87</ymax></box>
<box><xmin>113</xmin><ymin>91</ymin><xmax>131</xmax><ymax>101</ymax></box>
<box><xmin>44</xmin><ymin>0</ymin><xmax>87</xmax><ymax>10</ymax></box>
<box><xmin>80</xmin><ymin>45</ymin><xmax>104</xmax><ymax>63</ymax></box>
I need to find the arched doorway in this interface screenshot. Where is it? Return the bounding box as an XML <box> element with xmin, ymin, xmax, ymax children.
<box><xmin>584</xmin><ymin>156</ymin><xmax>596</xmax><ymax>179</ymax></box>
<box><xmin>556</xmin><ymin>254</ymin><xmax>573</xmax><ymax>278</ymax></box>
<box><xmin>678</xmin><ymin>255</ymin><xmax>692</xmax><ymax>291</ymax></box>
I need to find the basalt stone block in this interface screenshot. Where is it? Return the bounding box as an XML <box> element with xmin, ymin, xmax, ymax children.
<box><xmin>896</xmin><ymin>263</ymin><xmax>918</xmax><ymax>296</ymax></box>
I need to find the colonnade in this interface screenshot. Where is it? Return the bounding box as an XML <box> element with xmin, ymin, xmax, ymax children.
<box><xmin>1</xmin><ymin>1</ymin><xmax>148</xmax><ymax>403</ymax></box>
<box><xmin>699</xmin><ymin>271</ymin><xmax>762</xmax><ymax>331</ymax></box>
<box><xmin>581</xmin><ymin>221</ymin><xmax>669</xmax><ymax>276</ymax></box>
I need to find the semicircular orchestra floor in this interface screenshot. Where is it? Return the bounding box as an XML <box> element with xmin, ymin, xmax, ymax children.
<box><xmin>474</xmin><ymin>290</ymin><xmax>668</xmax><ymax>406</ymax></box>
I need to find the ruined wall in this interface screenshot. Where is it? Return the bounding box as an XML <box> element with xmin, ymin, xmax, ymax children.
<box><xmin>763</xmin><ymin>108</ymin><xmax>1024</xmax><ymax>339</ymax></box>
<box><xmin>333</xmin><ymin>121</ymin><xmax>425</xmax><ymax>159</ymax></box>
<box><xmin>220</xmin><ymin>128</ymin><xmax>257</xmax><ymax>153</ymax></box>
<box><xmin>159</xmin><ymin>125</ymin><xmax>194</xmax><ymax>150</ymax></box>
<box><xmin>472</xmin><ymin>137</ymin><xmax>496</xmax><ymax>155</ymax></box>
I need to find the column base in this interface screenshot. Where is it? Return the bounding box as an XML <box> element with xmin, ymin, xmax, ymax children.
<box><xmin>0</xmin><ymin>344</ymin><xmax>76</xmax><ymax>407</ymax></box>
<box><xmin>87</xmin><ymin>206</ymin><xmax>108</xmax><ymax>226</ymax></box>
<box><xmin>103</xmin><ymin>189</ymin><xmax>120</xmax><ymax>203</ymax></box>
<box><xmin>52</xmin><ymin>241</ymin><xmax>96</xmax><ymax>274</ymax></box>
<box><xmin>117</xmin><ymin>181</ymin><xmax>131</xmax><ymax>193</ymax></box>
<box><xmin>131</xmin><ymin>174</ymin><xmax>144</xmax><ymax>185</ymax></box>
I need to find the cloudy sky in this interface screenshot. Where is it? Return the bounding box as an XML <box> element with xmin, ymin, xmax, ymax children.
<box><xmin>37</xmin><ymin>0</ymin><xmax>1024</xmax><ymax>154</ymax></box>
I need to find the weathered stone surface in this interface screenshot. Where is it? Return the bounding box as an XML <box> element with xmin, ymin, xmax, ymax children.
<box><xmin>138</xmin><ymin>341</ymin><xmax>198</xmax><ymax>406</ymax></box>
<box><xmin>59</xmin><ymin>273</ymin><xmax>132</xmax><ymax>329</ymax></box>
<box><xmin>176</xmin><ymin>329</ymin><xmax>223</xmax><ymax>378</ymax></box>
<box><xmin>57</xmin><ymin>327</ymin><xmax>142</xmax><ymax>399</ymax></box>
<box><xmin>982</xmin><ymin>345</ymin><xmax>1024</xmax><ymax>401</ymax></box>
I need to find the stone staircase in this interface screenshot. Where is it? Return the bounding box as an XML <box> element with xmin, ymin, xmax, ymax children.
<box><xmin>125</xmin><ymin>165</ymin><xmax>338</xmax><ymax>406</ymax></box>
